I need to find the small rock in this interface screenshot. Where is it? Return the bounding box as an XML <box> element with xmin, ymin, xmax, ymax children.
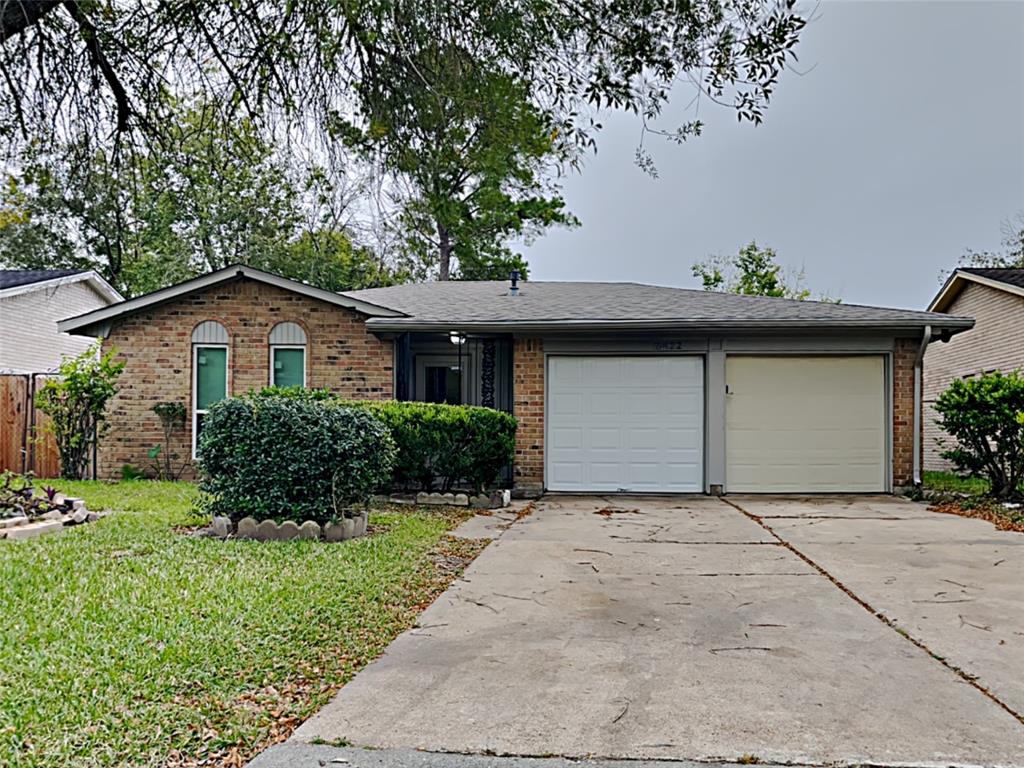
<box><xmin>211</xmin><ymin>516</ymin><xmax>232</xmax><ymax>538</ymax></box>
<box><xmin>236</xmin><ymin>517</ymin><xmax>258</xmax><ymax>539</ymax></box>
<box><xmin>297</xmin><ymin>520</ymin><xmax>321</xmax><ymax>540</ymax></box>
<box><xmin>69</xmin><ymin>498</ymin><xmax>86</xmax><ymax>511</ymax></box>
<box><xmin>7</xmin><ymin>520</ymin><xmax>64</xmax><ymax>540</ymax></box>
<box><xmin>453</xmin><ymin>493</ymin><xmax>469</xmax><ymax>506</ymax></box>
<box><xmin>255</xmin><ymin>519</ymin><xmax>278</xmax><ymax>541</ymax></box>
<box><xmin>70</xmin><ymin>508</ymin><xmax>89</xmax><ymax>525</ymax></box>
<box><xmin>323</xmin><ymin>521</ymin><xmax>346</xmax><ymax>542</ymax></box>
<box><xmin>274</xmin><ymin>520</ymin><xmax>300</xmax><ymax>540</ymax></box>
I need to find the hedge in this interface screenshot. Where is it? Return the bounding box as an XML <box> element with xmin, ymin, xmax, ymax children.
<box><xmin>197</xmin><ymin>394</ymin><xmax>395</xmax><ymax>523</ymax></box>
<box><xmin>256</xmin><ymin>387</ymin><xmax>517</xmax><ymax>492</ymax></box>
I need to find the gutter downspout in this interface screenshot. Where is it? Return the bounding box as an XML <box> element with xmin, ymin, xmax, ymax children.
<box><xmin>913</xmin><ymin>325</ymin><xmax>932</xmax><ymax>487</ymax></box>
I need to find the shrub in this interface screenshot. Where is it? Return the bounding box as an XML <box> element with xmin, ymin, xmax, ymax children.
<box><xmin>197</xmin><ymin>395</ymin><xmax>396</xmax><ymax>523</ymax></box>
<box><xmin>34</xmin><ymin>342</ymin><xmax>124</xmax><ymax>480</ymax></box>
<box><xmin>933</xmin><ymin>370</ymin><xmax>1024</xmax><ymax>499</ymax></box>
<box><xmin>355</xmin><ymin>401</ymin><xmax>516</xmax><ymax>493</ymax></box>
<box><xmin>248</xmin><ymin>388</ymin><xmax>517</xmax><ymax>492</ymax></box>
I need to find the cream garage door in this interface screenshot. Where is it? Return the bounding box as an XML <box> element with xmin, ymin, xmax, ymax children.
<box><xmin>546</xmin><ymin>356</ymin><xmax>704</xmax><ymax>492</ymax></box>
<box><xmin>725</xmin><ymin>356</ymin><xmax>886</xmax><ymax>492</ymax></box>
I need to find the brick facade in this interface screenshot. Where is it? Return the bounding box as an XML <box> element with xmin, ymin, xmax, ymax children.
<box><xmin>512</xmin><ymin>337</ymin><xmax>545</xmax><ymax>495</ymax></box>
<box><xmin>892</xmin><ymin>336</ymin><xmax>920</xmax><ymax>489</ymax></box>
<box><xmin>99</xmin><ymin>277</ymin><xmax>392</xmax><ymax>478</ymax></box>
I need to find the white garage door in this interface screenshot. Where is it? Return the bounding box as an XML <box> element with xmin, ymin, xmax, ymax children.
<box><xmin>725</xmin><ymin>356</ymin><xmax>886</xmax><ymax>493</ymax></box>
<box><xmin>546</xmin><ymin>356</ymin><xmax>704</xmax><ymax>492</ymax></box>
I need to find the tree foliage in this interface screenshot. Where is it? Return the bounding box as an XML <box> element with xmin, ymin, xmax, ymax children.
<box><xmin>933</xmin><ymin>371</ymin><xmax>1024</xmax><ymax>499</ymax></box>
<box><xmin>34</xmin><ymin>343</ymin><xmax>124</xmax><ymax>481</ymax></box>
<box><xmin>0</xmin><ymin>103</ymin><xmax>403</xmax><ymax>295</ymax></box>
<box><xmin>0</xmin><ymin>1</ymin><xmax>807</xmax><ymax>282</ymax></box>
<box><xmin>957</xmin><ymin>212</ymin><xmax>1024</xmax><ymax>270</ymax></box>
<box><xmin>691</xmin><ymin>240</ymin><xmax>832</xmax><ymax>300</ymax></box>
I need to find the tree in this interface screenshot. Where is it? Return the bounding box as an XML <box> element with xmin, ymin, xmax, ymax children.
<box><xmin>1</xmin><ymin>2</ymin><xmax>806</xmax><ymax>280</ymax></box>
<box><xmin>692</xmin><ymin>240</ymin><xmax>828</xmax><ymax>300</ymax></box>
<box><xmin>263</xmin><ymin>230</ymin><xmax>407</xmax><ymax>292</ymax></box>
<box><xmin>344</xmin><ymin>44</ymin><xmax>576</xmax><ymax>279</ymax></box>
<box><xmin>0</xmin><ymin>102</ymin><xmax>400</xmax><ymax>295</ymax></box>
<box><xmin>958</xmin><ymin>212</ymin><xmax>1024</xmax><ymax>269</ymax></box>
<box><xmin>35</xmin><ymin>343</ymin><xmax>124</xmax><ymax>481</ymax></box>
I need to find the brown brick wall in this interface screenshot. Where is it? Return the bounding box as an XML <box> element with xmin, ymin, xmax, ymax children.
<box><xmin>892</xmin><ymin>336</ymin><xmax>920</xmax><ymax>488</ymax></box>
<box><xmin>99</xmin><ymin>277</ymin><xmax>392</xmax><ymax>478</ymax></box>
<box><xmin>512</xmin><ymin>337</ymin><xmax>544</xmax><ymax>495</ymax></box>
<box><xmin>923</xmin><ymin>282</ymin><xmax>1024</xmax><ymax>470</ymax></box>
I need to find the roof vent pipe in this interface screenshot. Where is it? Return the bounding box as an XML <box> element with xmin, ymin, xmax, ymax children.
<box><xmin>509</xmin><ymin>270</ymin><xmax>520</xmax><ymax>296</ymax></box>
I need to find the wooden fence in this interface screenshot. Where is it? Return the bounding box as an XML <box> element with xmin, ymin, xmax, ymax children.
<box><xmin>0</xmin><ymin>373</ymin><xmax>61</xmax><ymax>478</ymax></box>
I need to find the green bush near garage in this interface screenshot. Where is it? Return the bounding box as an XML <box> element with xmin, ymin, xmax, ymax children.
<box><xmin>255</xmin><ymin>387</ymin><xmax>517</xmax><ymax>493</ymax></box>
<box><xmin>197</xmin><ymin>394</ymin><xmax>396</xmax><ymax>523</ymax></box>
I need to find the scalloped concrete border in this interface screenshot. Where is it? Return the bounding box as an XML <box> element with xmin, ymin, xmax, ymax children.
<box><xmin>225</xmin><ymin>511</ymin><xmax>369</xmax><ymax>542</ymax></box>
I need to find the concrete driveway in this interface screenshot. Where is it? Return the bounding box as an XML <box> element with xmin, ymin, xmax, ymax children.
<box><xmin>291</xmin><ymin>495</ymin><xmax>1024</xmax><ymax>766</ymax></box>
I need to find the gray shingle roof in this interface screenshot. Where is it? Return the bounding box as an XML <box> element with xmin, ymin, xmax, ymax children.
<box><xmin>344</xmin><ymin>281</ymin><xmax>973</xmax><ymax>332</ymax></box>
<box><xmin>959</xmin><ymin>267</ymin><xmax>1024</xmax><ymax>290</ymax></box>
<box><xmin>0</xmin><ymin>269</ymin><xmax>88</xmax><ymax>290</ymax></box>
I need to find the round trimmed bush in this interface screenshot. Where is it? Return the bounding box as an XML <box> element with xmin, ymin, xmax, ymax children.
<box><xmin>197</xmin><ymin>395</ymin><xmax>395</xmax><ymax>523</ymax></box>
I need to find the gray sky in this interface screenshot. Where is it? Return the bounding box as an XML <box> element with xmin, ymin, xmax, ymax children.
<box><xmin>521</xmin><ymin>0</ymin><xmax>1024</xmax><ymax>310</ymax></box>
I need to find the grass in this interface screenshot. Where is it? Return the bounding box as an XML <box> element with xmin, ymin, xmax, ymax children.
<box><xmin>0</xmin><ymin>480</ymin><xmax>482</xmax><ymax>768</ymax></box>
<box><xmin>922</xmin><ymin>470</ymin><xmax>990</xmax><ymax>495</ymax></box>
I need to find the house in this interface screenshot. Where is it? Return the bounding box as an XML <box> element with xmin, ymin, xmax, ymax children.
<box><xmin>924</xmin><ymin>267</ymin><xmax>1024</xmax><ymax>471</ymax></box>
<box><xmin>0</xmin><ymin>269</ymin><xmax>123</xmax><ymax>373</ymax></box>
<box><xmin>58</xmin><ymin>265</ymin><xmax>972</xmax><ymax>494</ymax></box>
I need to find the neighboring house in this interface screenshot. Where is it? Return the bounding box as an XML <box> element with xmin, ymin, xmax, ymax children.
<box><xmin>0</xmin><ymin>269</ymin><xmax>123</xmax><ymax>373</ymax></box>
<box><xmin>924</xmin><ymin>267</ymin><xmax>1024</xmax><ymax>471</ymax></box>
<box><xmin>58</xmin><ymin>265</ymin><xmax>972</xmax><ymax>494</ymax></box>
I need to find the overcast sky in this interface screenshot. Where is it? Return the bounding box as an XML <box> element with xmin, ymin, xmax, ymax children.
<box><xmin>521</xmin><ymin>0</ymin><xmax>1024</xmax><ymax>310</ymax></box>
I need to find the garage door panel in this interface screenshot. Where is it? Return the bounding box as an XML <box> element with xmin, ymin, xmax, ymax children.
<box><xmin>547</xmin><ymin>356</ymin><xmax>704</xmax><ymax>492</ymax></box>
<box><xmin>726</xmin><ymin>356</ymin><xmax>885</xmax><ymax>493</ymax></box>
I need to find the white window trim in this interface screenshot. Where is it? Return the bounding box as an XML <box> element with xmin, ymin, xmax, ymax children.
<box><xmin>192</xmin><ymin>343</ymin><xmax>229</xmax><ymax>459</ymax></box>
<box><xmin>270</xmin><ymin>344</ymin><xmax>307</xmax><ymax>388</ymax></box>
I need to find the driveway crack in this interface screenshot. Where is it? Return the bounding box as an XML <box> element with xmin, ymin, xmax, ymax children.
<box><xmin>720</xmin><ymin>497</ymin><xmax>1024</xmax><ymax>727</ymax></box>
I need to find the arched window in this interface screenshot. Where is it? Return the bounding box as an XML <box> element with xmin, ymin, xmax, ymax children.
<box><xmin>269</xmin><ymin>322</ymin><xmax>307</xmax><ymax>388</ymax></box>
<box><xmin>191</xmin><ymin>321</ymin><xmax>228</xmax><ymax>456</ymax></box>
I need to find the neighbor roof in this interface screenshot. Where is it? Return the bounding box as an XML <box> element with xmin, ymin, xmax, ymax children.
<box><xmin>58</xmin><ymin>264</ymin><xmax>404</xmax><ymax>336</ymax></box>
<box><xmin>929</xmin><ymin>267</ymin><xmax>1024</xmax><ymax>313</ymax></box>
<box><xmin>0</xmin><ymin>268</ymin><xmax>88</xmax><ymax>290</ymax></box>
<box><xmin>0</xmin><ymin>268</ymin><xmax>122</xmax><ymax>303</ymax></box>
<box><xmin>345</xmin><ymin>281</ymin><xmax>974</xmax><ymax>333</ymax></box>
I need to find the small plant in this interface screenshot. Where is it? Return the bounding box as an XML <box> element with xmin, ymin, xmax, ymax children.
<box><xmin>148</xmin><ymin>402</ymin><xmax>189</xmax><ymax>480</ymax></box>
<box><xmin>34</xmin><ymin>342</ymin><xmax>124</xmax><ymax>480</ymax></box>
<box><xmin>933</xmin><ymin>370</ymin><xmax>1024</xmax><ymax>499</ymax></box>
<box><xmin>0</xmin><ymin>470</ymin><xmax>71</xmax><ymax>520</ymax></box>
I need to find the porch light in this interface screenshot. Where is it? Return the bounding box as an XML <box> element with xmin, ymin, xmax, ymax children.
<box><xmin>449</xmin><ymin>331</ymin><xmax>465</xmax><ymax>345</ymax></box>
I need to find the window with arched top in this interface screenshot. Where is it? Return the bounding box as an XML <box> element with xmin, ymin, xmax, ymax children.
<box><xmin>191</xmin><ymin>321</ymin><xmax>229</xmax><ymax>456</ymax></box>
<box><xmin>269</xmin><ymin>322</ymin><xmax>307</xmax><ymax>388</ymax></box>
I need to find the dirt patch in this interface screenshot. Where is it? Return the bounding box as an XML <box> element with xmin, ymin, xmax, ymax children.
<box><xmin>929</xmin><ymin>501</ymin><xmax>1024</xmax><ymax>534</ymax></box>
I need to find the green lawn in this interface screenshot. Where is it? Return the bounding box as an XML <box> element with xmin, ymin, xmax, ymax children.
<box><xmin>0</xmin><ymin>480</ymin><xmax>481</xmax><ymax>768</ymax></box>
<box><xmin>922</xmin><ymin>470</ymin><xmax>990</xmax><ymax>495</ymax></box>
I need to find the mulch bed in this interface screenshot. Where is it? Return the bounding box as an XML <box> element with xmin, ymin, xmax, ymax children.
<box><xmin>929</xmin><ymin>500</ymin><xmax>1024</xmax><ymax>534</ymax></box>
